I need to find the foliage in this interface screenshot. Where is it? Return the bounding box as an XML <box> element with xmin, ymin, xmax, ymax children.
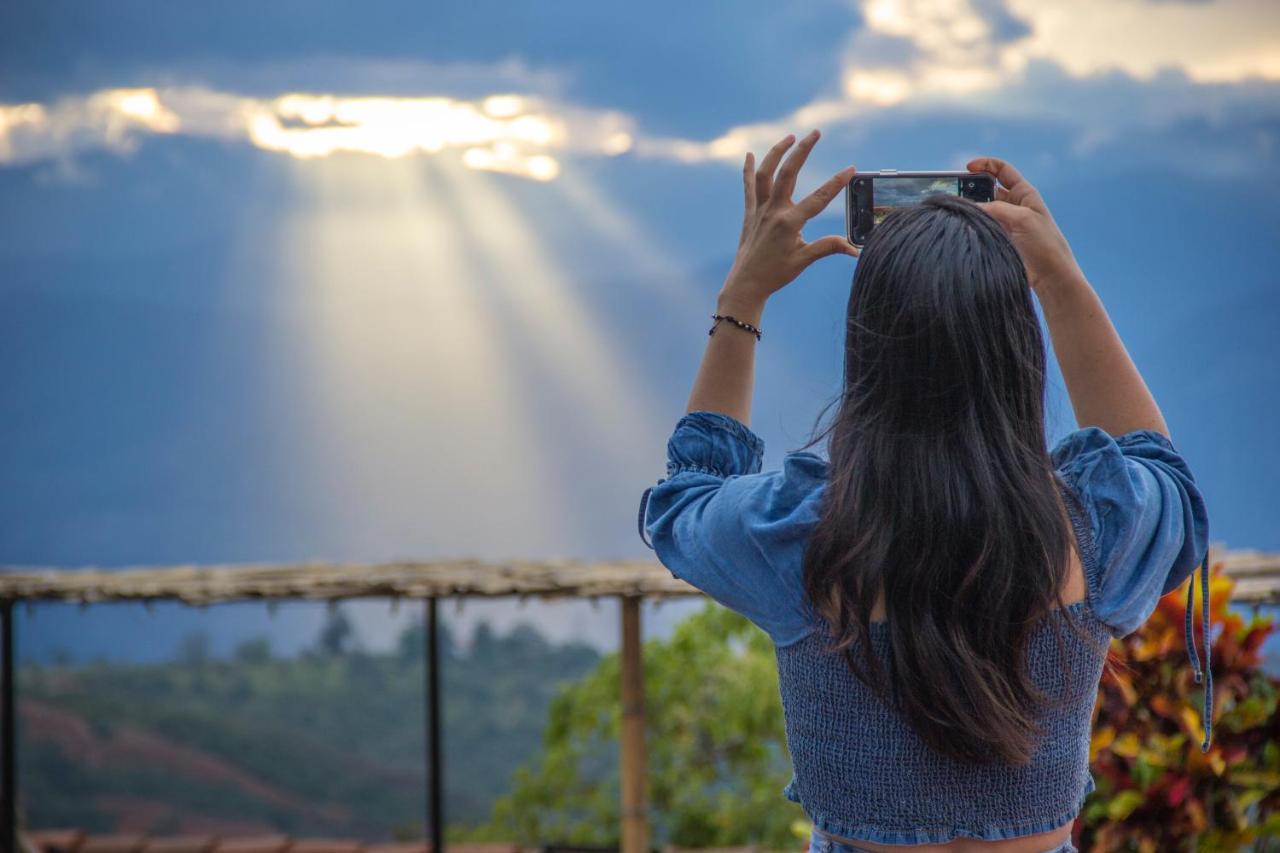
<box><xmin>23</xmin><ymin>569</ymin><xmax>1280</xmax><ymax>847</ymax></box>
<box><xmin>1081</xmin><ymin>560</ymin><xmax>1280</xmax><ymax>851</ymax></box>
<box><xmin>482</xmin><ymin>564</ymin><xmax>1280</xmax><ymax>850</ymax></box>
<box><xmin>473</xmin><ymin>602</ymin><xmax>806</xmax><ymax>848</ymax></box>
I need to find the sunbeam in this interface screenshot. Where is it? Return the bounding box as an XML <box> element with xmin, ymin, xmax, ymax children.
<box><xmin>431</xmin><ymin>153</ymin><xmax>665</xmax><ymax>448</ymax></box>
<box><xmin>547</xmin><ymin>169</ymin><xmax>702</xmax><ymax>314</ymax></box>
<box><xmin>269</xmin><ymin>154</ymin><xmax>570</xmax><ymax>556</ymax></box>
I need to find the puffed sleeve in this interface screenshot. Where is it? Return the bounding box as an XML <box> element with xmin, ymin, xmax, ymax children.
<box><xmin>1051</xmin><ymin>426</ymin><xmax>1215</xmax><ymax>752</ymax></box>
<box><xmin>1051</xmin><ymin>427</ymin><xmax>1208</xmax><ymax>637</ymax></box>
<box><xmin>637</xmin><ymin>411</ymin><xmax>827</xmax><ymax>647</ymax></box>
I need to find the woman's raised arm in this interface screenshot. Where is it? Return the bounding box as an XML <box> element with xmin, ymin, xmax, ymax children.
<box><xmin>968</xmin><ymin>156</ymin><xmax>1171</xmax><ymax>440</ymax></box>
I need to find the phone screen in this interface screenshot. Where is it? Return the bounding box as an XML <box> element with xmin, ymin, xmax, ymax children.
<box><xmin>849</xmin><ymin>173</ymin><xmax>994</xmax><ymax>245</ymax></box>
<box><xmin>873</xmin><ymin>177</ymin><xmax>966</xmax><ymax>225</ymax></box>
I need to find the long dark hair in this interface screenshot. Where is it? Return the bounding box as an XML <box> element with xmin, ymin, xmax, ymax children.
<box><xmin>800</xmin><ymin>193</ymin><xmax>1099</xmax><ymax>766</ymax></box>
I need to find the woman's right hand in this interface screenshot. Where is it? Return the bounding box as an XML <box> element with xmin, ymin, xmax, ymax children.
<box><xmin>966</xmin><ymin>156</ymin><xmax>1084</xmax><ymax>296</ymax></box>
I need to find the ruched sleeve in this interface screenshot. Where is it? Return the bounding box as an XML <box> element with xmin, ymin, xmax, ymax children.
<box><xmin>1051</xmin><ymin>426</ymin><xmax>1214</xmax><ymax>751</ymax></box>
<box><xmin>637</xmin><ymin>411</ymin><xmax>827</xmax><ymax>648</ymax></box>
<box><xmin>1051</xmin><ymin>427</ymin><xmax>1208</xmax><ymax>636</ymax></box>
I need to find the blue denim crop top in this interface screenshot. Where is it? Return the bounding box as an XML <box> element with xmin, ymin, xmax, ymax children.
<box><xmin>638</xmin><ymin>411</ymin><xmax>1211</xmax><ymax>845</ymax></box>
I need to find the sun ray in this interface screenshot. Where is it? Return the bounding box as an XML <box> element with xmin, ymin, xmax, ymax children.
<box><xmin>268</xmin><ymin>155</ymin><xmax>570</xmax><ymax>555</ymax></box>
<box><xmin>547</xmin><ymin>169</ymin><xmax>703</xmax><ymax>314</ymax></box>
<box><xmin>431</xmin><ymin>153</ymin><xmax>665</xmax><ymax>447</ymax></box>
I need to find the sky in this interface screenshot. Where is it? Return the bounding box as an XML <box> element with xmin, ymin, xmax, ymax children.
<box><xmin>2</xmin><ymin>0</ymin><xmax>1279</xmax><ymax>665</ymax></box>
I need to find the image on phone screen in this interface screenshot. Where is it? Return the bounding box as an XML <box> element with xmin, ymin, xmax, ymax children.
<box><xmin>873</xmin><ymin>177</ymin><xmax>963</xmax><ymax>225</ymax></box>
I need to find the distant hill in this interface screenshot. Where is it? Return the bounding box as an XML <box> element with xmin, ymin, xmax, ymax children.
<box><xmin>19</xmin><ymin>611</ymin><xmax>601</xmax><ymax>838</ymax></box>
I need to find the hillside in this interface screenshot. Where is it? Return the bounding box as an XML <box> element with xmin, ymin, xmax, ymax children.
<box><xmin>19</xmin><ymin>611</ymin><xmax>600</xmax><ymax>838</ymax></box>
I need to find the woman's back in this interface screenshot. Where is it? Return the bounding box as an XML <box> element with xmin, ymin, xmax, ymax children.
<box><xmin>637</xmin><ymin>139</ymin><xmax>1210</xmax><ymax>851</ymax></box>
<box><xmin>641</xmin><ymin>413</ymin><xmax>1207</xmax><ymax>850</ymax></box>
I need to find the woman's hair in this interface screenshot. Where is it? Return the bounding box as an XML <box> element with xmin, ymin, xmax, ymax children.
<box><xmin>799</xmin><ymin>194</ymin><xmax>1099</xmax><ymax>766</ymax></box>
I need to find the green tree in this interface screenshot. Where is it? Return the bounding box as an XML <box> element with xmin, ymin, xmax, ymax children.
<box><xmin>234</xmin><ymin>636</ymin><xmax>272</xmax><ymax>665</ymax></box>
<box><xmin>397</xmin><ymin>612</ymin><xmax>459</xmax><ymax>663</ymax></box>
<box><xmin>318</xmin><ymin>604</ymin><xmax>354</xmax><ymax>656</ymax></box>
<box><xmin>177</xmin><ymin>630</ymin><xmax>211</xmax><ymax>666</ymax></box>
<box><xmin>479</xmin><ymin>602</ymin><xmax>806</xmax><ymax>848</ymax></box>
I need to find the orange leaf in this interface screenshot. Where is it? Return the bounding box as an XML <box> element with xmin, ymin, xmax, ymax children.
<box><xmin>1091</xmin><ymin>726</ymin><xmax>1116</xmax><ymax>762</ymax></box>
<box><xmin>1112</xmin><ymin>731</ymin><xmax>1140</xmax><ymax>759</ymax></box>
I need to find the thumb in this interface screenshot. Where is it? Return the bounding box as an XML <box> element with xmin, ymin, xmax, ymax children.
<box><xmin>801</xmin><ymin>234</ymin><xmax>859</xmax><ymax>265</ymax></box>
<box><xmin>976</xmin><ymin>199</ymin><xmax>1023</xmax><ymax>232</ymax></box>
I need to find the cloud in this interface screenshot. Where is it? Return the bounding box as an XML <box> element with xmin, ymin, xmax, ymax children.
<box><xmin>648</xmin><ymin>0</ymin><xmax>1280</xmax><ymax>162</ymax></box>
<box><xmin>1007</xmin><ymin>0</ymin><xmax>1280</xmax><ymax>83</ymax></box>
<box><xmin>0</xmin><ymin>88</ymin><xmax>180</xmax><ymax>164</ymax></box>
<box><xmin>0</xmin><ymin>86</ymin><xmax>635</xmax><ymax>181</ymax></box>
<box><xmin>2</xmin><ymin>1</ymin><xmax>1278</xmax><ymax>176</ymax></box>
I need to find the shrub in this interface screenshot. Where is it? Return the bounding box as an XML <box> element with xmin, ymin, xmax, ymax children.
<box><xmin>1080</xmin><ymin>559</ymin><xmax>1280</xmax><ymax>850</ymax></box>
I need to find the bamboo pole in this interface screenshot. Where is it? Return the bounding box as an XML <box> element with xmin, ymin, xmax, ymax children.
<box><xmin>619</xmin><ymin>595</ymin><xmax>649</xmax><ymax>853</ymax></box>
<box><xmin>1</xmin><ymin>602</ymin><xmax>13</xmax><ymax>853</ymax></box>
<box><xmin>425</xmin><ymin>598</ymin><xmax>443</xmax><ymax>853</ymax></box>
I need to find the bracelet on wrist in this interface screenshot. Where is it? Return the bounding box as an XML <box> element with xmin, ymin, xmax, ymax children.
<box><xmin>709</xmin><ymin>314</ymin><xmax>762</xmax><ymax>341</ymax></box>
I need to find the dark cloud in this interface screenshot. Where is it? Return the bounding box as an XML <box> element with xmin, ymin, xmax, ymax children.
<box><xmin>0</xmin><ymin>0</ymin><xmax>855</xmax><ymax>136</ymax></box>
<box><xmin>971</xmin><ymin>0</ymin><xmax>1034</xmax><ymax>43</ymax></box>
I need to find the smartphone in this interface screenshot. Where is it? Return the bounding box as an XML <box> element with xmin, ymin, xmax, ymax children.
<box><xmin>845</xmin><ymin>170</ymin><xmax>996</xmax><ymax>246</ymax></box>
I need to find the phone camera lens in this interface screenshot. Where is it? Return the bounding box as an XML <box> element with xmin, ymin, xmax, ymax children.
<box><xmin>966</xmin><ymin>180</ymin><xmax>975</xmax><ymax>188</ymax></box>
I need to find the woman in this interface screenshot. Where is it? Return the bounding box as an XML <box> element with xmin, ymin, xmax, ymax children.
<box><xmin>637</xmin><ymin>130</ymin><xmax>1211</xmax><ymax>853</ymax></box>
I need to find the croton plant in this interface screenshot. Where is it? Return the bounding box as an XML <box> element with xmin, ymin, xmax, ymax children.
<box><xmin>1077</xmin><ymin>559</ymin><xmax>1280</xmax><ymax>851</ymax></box>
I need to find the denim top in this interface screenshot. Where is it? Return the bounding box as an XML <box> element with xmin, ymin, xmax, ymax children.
<box><xmin>638</xmin><ymin>411</ymin><xmax>1211</xmax><ymax>844</ymax></box>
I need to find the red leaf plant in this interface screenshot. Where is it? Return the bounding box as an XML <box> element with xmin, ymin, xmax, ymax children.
<box><xmin>1076</xmin><ymin>560</ymin><xmax>1280</xmax><ymax>851</ymax></box>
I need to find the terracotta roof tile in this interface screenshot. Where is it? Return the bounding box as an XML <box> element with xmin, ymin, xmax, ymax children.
<box><xmin>364</xmin><ymin>844</ymin><xmax>429</xmax><ymax>853</ymax></box>
<box><xmin>284</xmin><ymin>842</ymin><xmax>363</xmax><ymax>853</ymax></box>
<box><xmin>79</xmin><ymin>836</ymin><xmax>147</xmax><ymax>853</ymax></box>
<box><xmin>210</xmin><ymin>837</ymin><xmax>292</xmax><ymax>853</ymax></box>
<box><xmin>142</xmin><ymin>838</ymin><xmax>217</xmax><ymax>853</ymax></box>
<box><xmin>27</xmin><ymin>834</ymin><xmax>534</xmax><ymax>853</ymax></box>
<box><xmin>30</xmin><ymin>830</ymin><xmax>86</xmax><ymax>853</ymax></box>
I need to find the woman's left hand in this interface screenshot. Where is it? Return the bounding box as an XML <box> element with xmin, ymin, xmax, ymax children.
<box><xmin>721</xmin><ymin>129</ymin><xmax>859</xmax><ymax>310</ymax></box>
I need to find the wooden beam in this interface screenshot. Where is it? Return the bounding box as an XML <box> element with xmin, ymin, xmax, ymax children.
<box><xmin>0</xmin><ymin>559</ymin><xmax>699</xmax><ymax>605</ymax></box>
<box><xmin>619</xmin><ymin>595</ymin><xmax>649</xmax><ymax>853</ymax></box>
<box><xmin>1</xmin><ymin>547</ymin><xmax>1275</xmax><ymax>605</ymax></box>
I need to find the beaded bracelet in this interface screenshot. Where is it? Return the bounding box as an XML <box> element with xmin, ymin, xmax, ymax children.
<box><xmin>709</xmin><ymin>313</ymin><xmax>762</xmax><ymax>341</ymax></box>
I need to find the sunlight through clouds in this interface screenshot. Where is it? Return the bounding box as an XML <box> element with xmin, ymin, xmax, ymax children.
<box><xmin>244</xmin><ymin>150</ymin><xmax>671</xmax><ymax>559</ymax></box>
<box><xmin>245</xmin><ymin>93</ymin><xmax>570</xmax><ymax>179</ymax></box>
<box><xmin>431</xmin><ymin>153</ymin><xmax>664</xmax><ymax>447</ymax></box>
<box><xmin>1</xmin><ymin>2</ymin><xmax>1277</xmax><ymax>173</ymax></box>
<box><xmin>267</xmin><ymin>155</ymin><xmax>575</xmax><ymax>554</ymax></box>
<box><xmin>548</xmin><ymin>169</ymin><xmax>702</xmax><ymax>313</ymax></box>
<box><xmin>0</xmin><ymin>86</ymin><xmax>635</xmax><ymax>180</ymax></box>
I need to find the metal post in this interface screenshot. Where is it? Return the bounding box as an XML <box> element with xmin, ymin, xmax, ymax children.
<box><xmin>619</xmin><ymin>596</ymin><xmax>649</xmax><ymax>853</ymax></box>
<box><xmin>425</xmin><ymin>598</ymin><xmax>443</xmax><ymax>853</ymax></box>
<box><xmin>2</xmin><ymin>600</ymin><xmax>15</xmax><ymax>853</ymax></box>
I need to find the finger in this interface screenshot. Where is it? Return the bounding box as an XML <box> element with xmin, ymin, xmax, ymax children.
<box><xmin>740</xmin><ymin>152</ymin><xmax>757</xmax><ymax>245</ymax></box>
<box><xmin>967</xmin><ymin>156</ymin><xmax>1045</xmax><ymax>213</ymax></box>
<box><xmin>995</xmin><ymin>184</ymin><xmax>1011</xmax><ymax>203</ymax></box>
<box><xmin>771</xmin><ymin>128</ymin><xmax>821</xmax><ymax>206</ymax></box>
<box><xmin>966</xmin><ymin>156</ymin><xmax>1027</xmax><ymax>192</ymax></box>
<box><xmin>756</xmin><ymin>134</ymin><xmax>796</xmax><ymax>205</ymax></box>
<box><xmin>796</xmin><ymin>165</ymin><xmax>856</xmax><ymax>220</ymax></box>
<box><xmin>799</xmin><ymin>234</ymin><xmax>860</xmax><ymax>266</ymax></box>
